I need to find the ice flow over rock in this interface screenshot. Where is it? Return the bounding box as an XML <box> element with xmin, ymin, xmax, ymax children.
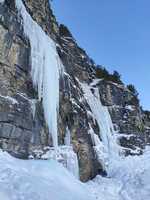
<box><xmin>16</xmin><ymin>0</ymin><xmax>62</xmax><ymax>150</ymax></box>
<box><xmin>81</xmin><ymin>81</ymin><xmax>120</xmax><ymax>173</ymax></box>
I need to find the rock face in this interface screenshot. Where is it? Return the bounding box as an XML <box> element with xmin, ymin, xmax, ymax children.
<box><xmin>0</xmin><ymin>0</ymin><xmax>150</xmax><ymax>182</ymax></box>
<box><xmin>98</xmin><ymin>80</ymin><xmax>149</xmax><ymax>155</ymax></box>
<box><xmin>0</xmin><ymin>0</ymin><xmax>50</xmax><ymax>159</ymax></box>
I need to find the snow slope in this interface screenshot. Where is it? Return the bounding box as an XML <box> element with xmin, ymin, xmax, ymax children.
<box><xmin>0</xmin><ymin>148</ymin><xmax>150</xmax><ymax>200</ymax></box>
<box><xmin>0</xmin><ymin>151</ymin><xmax>92</xmax><ymax>200</ymax></box>
<box><xmin>87</xmin><ymin>147</ymin><xmax>150</xmax><ymax>200</ymax></box>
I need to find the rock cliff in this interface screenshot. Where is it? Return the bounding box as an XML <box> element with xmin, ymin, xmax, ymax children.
<box><xmin>0</xmin><ymin>0</ymin><xmax>149</xmax><ymax>182</ymax></box>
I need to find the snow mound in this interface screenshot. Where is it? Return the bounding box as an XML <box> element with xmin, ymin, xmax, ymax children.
<box><xmin>41</xmin><ymin>145</ymin><xmax>79</xmax><ymax>179</ymax></box>
<box><xmin>0</xmin><ymin>151</ymin><xmax>92</xmax><ymax>200</ymax></box>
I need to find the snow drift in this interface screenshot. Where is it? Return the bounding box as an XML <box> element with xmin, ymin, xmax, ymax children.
<box><xmin>0</xmin><ymin>151</ymin><xmax>92</xmax><ymax>200</ymax></box>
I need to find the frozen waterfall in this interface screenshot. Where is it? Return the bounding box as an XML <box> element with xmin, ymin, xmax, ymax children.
<box><xmin>81</xmin><ymin>81</ymin><xmax>120</xmax><ymax>173</ymax></box>
<box><xmin>15</xmin><ymin>0</ymin><xmax>79</xmax><ymax>178</ymax></box>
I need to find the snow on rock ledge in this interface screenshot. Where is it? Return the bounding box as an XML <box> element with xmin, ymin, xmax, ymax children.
<box><xmin>16</xmin><ymin>0</ymin><xmax>63</xmax><ymax>149</ymax></box>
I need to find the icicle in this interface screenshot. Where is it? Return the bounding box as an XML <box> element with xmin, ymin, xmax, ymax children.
<box><xmin>65</xmin><ymin>127</ymin><xmax>71</xmax><ymax>146</ymax></box>
<box><xmin>41</xmin><ymin>146</ymin><xmax>79</xmax><ymax>179</ymax></box>
<box><xmin>65</xmin><ymin>147</ymin><xmax>79</xmax><ymax>179</ymax></box>
<box><xmin>88</xmin><ymin>124</ymin><xmax>108</xmax><ymax>170</ymax></box>
<box><xmin>15</xmin><ymin>0</ymin><xmax>63</xmax><ymax>150</ymax></box>
<box><xmin>30</xmin><ymin>99</ymin><xmax>37</xmax><ymax>119</ymax></box>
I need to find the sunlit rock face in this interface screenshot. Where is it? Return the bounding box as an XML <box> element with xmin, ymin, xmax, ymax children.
<box><xmin>0</xmin><ymin>0</ymin><xmax>150</xmax><ymax>182</ymax></box>
<box><xmin>97</xmin><ymin>80</ymin><xmax>149</xmax><ymax>155</ymax></box>
<box><xmin>0</xmin><ymin>0</ymin><xmax>49</xmax><ymax>159</ymax></box>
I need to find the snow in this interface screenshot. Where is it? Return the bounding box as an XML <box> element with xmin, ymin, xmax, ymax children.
<box><xmin>87</xmin><ymin>147</ymin><xmax>150</xmax><ymax>200</ymax></box>
<box><xmin>0</xmin><ymin>151</ymin><xmax>91</xmax><ymax>200</ymax></box>
<box><xmin>125</xmin><ymin>105</ymin><xmax>135</xmax><ymax>111</ymax></box>
<box><xmin>16</xmin><ymin>0</ymin><xmax>63</xmax><ymax>150</ymax></box>
<box><xmin>1</xmin><ymin>148</ymin><xmax>150</xmax><ymax>200</ymax></box>
<box><xmin>90</xmin><ymin>78</ymin><xmax>103</xmax><ymax>86</ymax></box>
<box><xmin>41</xmin><ymin>146</ymin><xmax>79</xmax><ymax>179</ymax></box>
<box><xmin>0</xmin><ymin>95</ymin><xmax>18</xmax><ymax>105</ymax></box>
<box><xmin>15</xmin><ymin>1</ymin><xmax>80</xmax><ymax>178</ymax></box>
<box><xmin>81</xmin><ymin>82</ymin><xmax>120</xmax><ymax>172</ymax></box>
<box><xmin>88</xmin><ymin>124</ymin><xmax>107</xmax><ymax>169</ymax></box>
<box><xmin>59</xmin><ymin>146</ymin><xmax>79</xmax><ymax>179</ymax></box>
<box><xmin>121</xmin><ymin>146</ymin><xmax>142</xmax><ymax>155</ymax></box>
<box><xmin>30</xmin><ymin>99</ymin><xmax>37</xmax><ymax>119</ymax></box>
<box><xmin>71</xmin><ymin>98</ymin><xmax>82</xmax><ymax>109</ymax></box>
<box><xmin>4</xmin><ymin>2</ymin><xmax>150</xmax><ymax>200</ymax></box>
<box><xmin>80</xmin><ymin>81</ymin><xmax>150</xmax><ymax>200</ymax></box>
<box><xmin>65</xmin><ymin>127</ymin><xmax>71</xmax><ymax>146</ymax></box>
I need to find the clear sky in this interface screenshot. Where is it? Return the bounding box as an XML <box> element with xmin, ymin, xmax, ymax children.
<box><xmin>52</xmin><ymin>0</ymin><xmax>150</xmax><ymax>110</ymax></box>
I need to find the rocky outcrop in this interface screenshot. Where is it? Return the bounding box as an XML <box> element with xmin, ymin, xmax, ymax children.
<box><xmin>0</xmin><ymin>0</ymin><xmax>150</xmax><ymax>182</ymax></box>
<box><xmin>97</xmin><ymin>80</ymin><xmax>149</xmax><ymax>155</ymax></box>
<box><xmin>0</xmin><ymin>0</ymin><xmax>51</xmax><ymax>159</ymax></box>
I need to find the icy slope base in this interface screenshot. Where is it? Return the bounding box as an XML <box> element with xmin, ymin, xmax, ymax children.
<box><xmin>0</xmin><ymin>151</ymin><xmax>92</xmax><ymax>200</ymax></box>
<box><xmin>87</xmin><ymin>147</ymin><xmax>150</xmax><ymax>200</ymax></box>
<box><xmin>0</xmin><ymin>149</ymin><xmax>150</xmax><ymax>200</ymax></box>
<box><xmin>41</xmin><ymin>145</ymin><xmax>79</xmax><ymax>179</ymax></box>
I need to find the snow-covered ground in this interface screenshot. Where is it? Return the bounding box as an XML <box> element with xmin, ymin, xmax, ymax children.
<box><xmin>0</xmin><ymin>150</ymin><xmax>92</xmax><ymax>200</ymax></box>
<box><xmin>0</xmin><ymin>148</ymin><xmax>150</xmax><ymax>200</ymax></box>
<box><xmin>86</xmin><ymin>147</ymin><xmax>150</xmax><ymax>200</ymax></box>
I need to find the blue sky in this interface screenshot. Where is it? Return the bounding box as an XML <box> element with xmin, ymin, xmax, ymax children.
<box><xmin>52</xmin><ymin>0</ymin><xmax>150</xmax><ymax>110</ymax></box>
